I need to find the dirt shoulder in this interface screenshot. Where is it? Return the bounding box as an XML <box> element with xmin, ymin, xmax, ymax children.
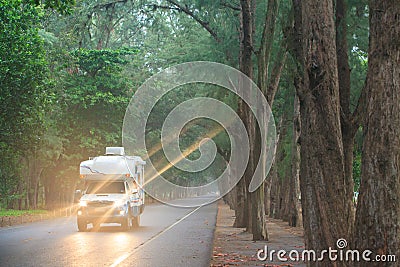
<box><xmin>210</xmin><ymin>201</ymin><xmax>305</xmax><ymax>267</ymax></box>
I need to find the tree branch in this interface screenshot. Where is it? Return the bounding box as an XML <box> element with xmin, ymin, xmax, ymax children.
<box><xmin>149</xmin><ymin>4</ymin><xmax>180</xmax><ymax>12</ymax></box>
<box><xmin>93</xmin><ymin>0</ymin><xmax>128</xmax><ymax>10</ymax></box>
<box><xmin>256</xmin><ymin>0</ymin><xmax>279</xmax><ymax>95</ymax></box>
<box><xmin>266</xmin><ymin>40</ymin><xmax>288</xmax><ymax>106</ymax></box>
<box><xmin>220</xmin><ymin>2</ymin><xmax>241</xmax><ymax>11</ymax></box>
<box><xmin>350</xmin><ymin>81</ymin><xmax>367</xmax><ymax>133</ymax></box>
<box><xmin>165</xmin><ymin>0</ymin><xmax>221</xmax><ymax>43</ymax></box>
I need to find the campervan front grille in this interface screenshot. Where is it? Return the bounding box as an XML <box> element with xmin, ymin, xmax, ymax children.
<box><xmin>87</xmin><ymin>201</ymin><xmax>113</xmax><ymax>207</ymax></box>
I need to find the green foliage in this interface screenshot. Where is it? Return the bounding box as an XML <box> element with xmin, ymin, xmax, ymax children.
<box><xmin>57</xmin><ymin>47</ymin><xmax>136</xmax><ymax>160</ymax></box>
<box><xmin>0</xmin><ymin>143</ymin><xmax>23</xmax><ymax>209</ymax></box>
<box><xmin>0</xmin><ymin>0</ymin><xmax>52</xmax><ymax>208</ymax></box>
<box><xmin>347</xmin><ymin>0</ymin><xmax>369</xmax><ymax>110</ymax></box>
<box><xmin>0</xmin><ymin>209</ymin><xmax>47</xmax><ymax>217</ymax></box>
<box><xmin>0</xmin><ymin>0</ymin><xmax>49</xmax><ymax>149</ymax></box>
<box><xmin>352</xmin><ymin>151</ymin><xmax>361</xmax><ymax>192</ymax></box>
<box><xmin>27</xmin><ymin>0</ymin><xmax>75</xmax><ymax>14</ymax></box>
<box><xmin>147</xmin><ymin>0</ymin><xmax>239</xmax><ymax>66</ymax></box>
<box><xmin>72</xmin><ymin>48</ymin><xmax>137</xmax><ymax>77</ymax></box>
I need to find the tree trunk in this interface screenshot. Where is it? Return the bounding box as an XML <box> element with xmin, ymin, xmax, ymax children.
<box><xmin>336</xmin><ymin>0</ymin><xmax>356</xmax><ymax>236</ymax></box>
<box><xmin>251</xmin><ymin>108</ymin><xmax>268</xmax><ymax>240</ymax></box>
<box><xmin>353</xmin><ymin>1</ymin><xmax>400</xmax><ymax>265</ymax></box>
<box><xmin>269</xmin><ymin>164</ymin><xmax>278</xmax><ymax>217</ymax></box>
<box><xmin>266</xmin><ymin>115</ymin><xmax>284</xmax><ymax>219</ymax></box>
<box><xmin>272</xmin><ymin>116</ymin><xmax>288</xmax><ymax>220</ymax></box>
<box><xmin>24</xmin><ymin>156</ymin><xmax>31</xmax><ymax>209</ymax></box>
<box><xmin>233</xmin><ymin>1</ymin><xmax>251</xmax><ymax>229</ymax></box>
<box><xmin>232</xmin><ymin>0</ymin><xmax>286</xmax><ymax>241</ymax></box>
<box><xmin>278</xmin><ymin>176</ymin><xmax>290</xmax><ymax>221</ymax></box>
<box><xmin>257</xmin><ymin>0</ymin><xmax>279</xmax><ymax>97</ymax></box>
<box><xmin>264</xmin><ymin>176</ymin><xmax>271</xmax><ymax>216</ymax></box>
<box><xmin>288</xmin><ymin>95</ymin><xmax>302</xmax><ymax>227</ymax></box>
<box><xmin>234</xmin><ymin>177</ymin><xmax>247</xmax><ymax>227</ymax></box>
<box><xmin>238</xmin><ymin>0</ymin><xmax>259</xmax><ymax>237</ymax></box>
<box><xmin>292</xmin><ymin>0</ymin><xmax>353</xmax><ymax>262</ymax></box>
<box><xmin>256</xmin><ymin>0</ymin><xmax>286</xmax><ymax>234</ymax></box>
<box><xmin>250</xmin><ymin>183</ymin><xmax>267</xmax><ymax>240</ymax></box>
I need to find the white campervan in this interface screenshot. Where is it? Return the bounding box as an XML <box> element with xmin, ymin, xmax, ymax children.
<box><xmin>76</xmin><ymin>147</ymin><xmax>145</xmax><ymax>231</ymax></box>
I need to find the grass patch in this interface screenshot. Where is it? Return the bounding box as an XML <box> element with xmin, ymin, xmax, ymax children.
<box><xmin>0</xmin><ymin>209</ymin><xmax>47</xmax><ymax>217</ymax></box>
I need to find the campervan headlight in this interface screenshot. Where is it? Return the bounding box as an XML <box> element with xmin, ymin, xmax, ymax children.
<box><xmin>79</xmin><ymin>200</ymin><xmax>87</xmax><ymax>207</ymax></box>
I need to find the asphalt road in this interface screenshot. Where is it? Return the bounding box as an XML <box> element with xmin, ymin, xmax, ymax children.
<box><xmin>0</xmin><ymin>196</ymin><xmax>218</xmax><ymax>267</ymax></box>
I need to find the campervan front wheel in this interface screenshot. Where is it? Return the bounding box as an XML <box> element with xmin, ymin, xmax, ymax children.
<box><xmin>77</xmin><ymin>217</ymin><xmax>87</xmax><ymax>232</ymax></box>
<box><xmin>132</xmin><ymin>215</ymin><xmax>140</xmax><ymax>228</ymax></box>
<box><xmin>121</xmin><ymin>215</ymin><xmax>131</xmax><ymax>231</ymax></box>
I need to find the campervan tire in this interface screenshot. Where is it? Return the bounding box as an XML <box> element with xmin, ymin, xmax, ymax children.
<box><xmin>132</xmin><ymin>215</ymin><xmax>140</xmax><ymax>228</ymax></box>
<box><xmin>77</xmin><ymin>217</ymin><xmax>87</xmax><ymax>232</ymax></box>
<box><xmin>121</xmin><ymin>215</ymin><xmax>131</xmax><ymax>231</ymax></box>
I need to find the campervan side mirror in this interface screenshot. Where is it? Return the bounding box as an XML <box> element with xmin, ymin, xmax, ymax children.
<box><xmin>74</xmin><ymin>190</ymin><xmax>83</xmax><ymax>203</ymax></box>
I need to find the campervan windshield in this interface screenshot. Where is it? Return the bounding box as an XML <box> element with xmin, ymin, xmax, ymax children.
<box><xmin>86</xmin><ymin>181</ymin><xmax>125</xmax><ymax>194</ymax></box>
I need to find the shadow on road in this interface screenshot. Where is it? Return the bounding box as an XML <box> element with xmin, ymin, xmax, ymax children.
<box><xmin>81</xmin><ymin>224</ymin><xmax>153</xmax><ymax>233</ymax></box>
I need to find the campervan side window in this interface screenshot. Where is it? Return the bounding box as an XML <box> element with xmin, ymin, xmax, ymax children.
<box><xmin>86</xmin><ymin>181</ymin><xmax>125</xmax><ymax>194</ymax></box>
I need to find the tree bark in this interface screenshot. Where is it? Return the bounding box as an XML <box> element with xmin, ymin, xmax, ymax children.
<box><xmin>335</xmin><ymin>0</ymin><xmax>356</xmax><ymax>236</ymax></box>
<box><xmin>234</xmin><ymin>0</ymin><xmax>254</xmax><ymax>232</ymax></box>
<box><xmin>268</xmin><ymin>162</ymin><xmax>278</xmax><ymax>217</ymax></box>
<box><xmin>252</xmin><ymin>0</ymin><xmax>286</xmax><ymax>240</ymax></box>
<box><xmin>288</xmin><ymin>95</ymin><xmax>302</xmax><ymax>227</ymax></box>
<box><xmin>257</xmin><ymin>0</ymin><xmax>279</xmax><ymax>95</ymax></box>
<box><xmin>353</xmin><ymin>1</ymin><xmax>400</xmax><ymax>265</ymax></box>
<box><xmin>264</xmin><ymin>176</ymin><xmax>272</xmax><ymax>216</ymax></box>
<box><xmin>239</xmin><ymin>0</ymin><xmax>261</xmax><ymax>237</ymax></box>
<box><xmin>266</xmin><ymin>115</ymin><xmax>283</xmax><ymax>219</ymax></box>
<box><xmin>234</xmin><ymin>0</ymin><xmax>286</xmax><ymax>241</ymax></box>
<box><xmin>292</xmin><ymin>0</ymin><xmax>353</xmax><ymax>263</ymax></box>
<box><xmin>277</xmin><ymin>176</ymin><xmax>290</xmax><ymax>221</ymax></box>
<box><xmin>233</xmin><ymin>177</ymin><xmax>247</xmax><ymax>227</ymax></box>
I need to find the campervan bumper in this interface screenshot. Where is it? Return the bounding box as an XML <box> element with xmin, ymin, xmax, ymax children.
<box><xmin>77</xmin><ymin>202</ymin><xmax>129</xmax><ymax>223</ymax></box>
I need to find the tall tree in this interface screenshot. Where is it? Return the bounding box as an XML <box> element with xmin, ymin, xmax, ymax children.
<box><xmin>291</xmin><ymin>0</ymin><xmax>354</xmax><ymax>262</ymax></box>
<box><xmin>288</xmin><ymin>94</ymin><xmax>302</xmax><ymax>227</ymax></box>
<box><xmin>149</xmin><ymin>0</ymin><xmax>283</xmax><ymax>240</ymax></box>
<box><xmin>335</xmin><ymin>0</ymin><xmax>368</xmax><ymax>236</ymax></box>
<box><xmin>234</xmin><ymin>0</ymin><xmax>254</xmax><ymax>233</ymax></box>
<box><xmin>0</xmin><ymin>0</ymin><xmax>49</xmax><ymax>209</ymax></box>
<box><xmin>353</xmin><ymin>0</ymin><xmax>400</xmax><ymax>265</ymax></box>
